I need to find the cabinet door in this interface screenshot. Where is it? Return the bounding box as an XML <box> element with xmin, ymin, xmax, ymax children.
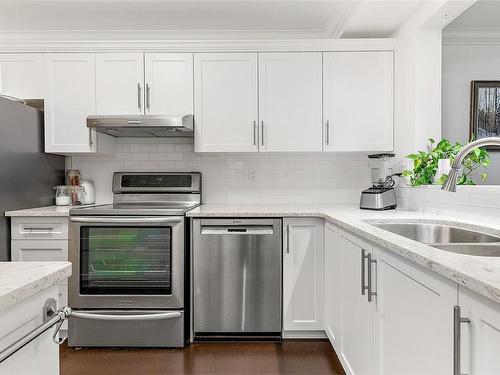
<box><xmin>96</xmin><ymin>53</ymin><xmax>144</xmax><ymax>115</ymax></box>
<box><xmin>459</xmin><ymin>287</ymin><xmax>500</xmax><ymax>375</ymax></box>
<box><xmin>259</xmin><ymin>52</ymin><xmax>322</xmax><ymax>152</ymax></box>
<box><xmin>44</xmin><ymin>53</ymin><xmax>97</xmax><ymax>153</ymax></box>
<box><xmin>339</xmin><ymin>232</ymin><xmax>374</xmax><ymax>375</ymax></box>
<box><xmin>324</xmin><ymin>222</ymin><xmax>342</xmax><ymax>348</ymax></box>
<box><xmin>145</xmin><ymin>53</ymin><xmax>193</xmax><ymax>115</ymax></box>
<box><xmin>283</xmin><ymin>218</ymin><xmax>324</xmax><ymax>332</ymax></box>
<box><xmin>194</xmin><ymin>53</ymin><xmax>258</xmax><ymax>152</ymax></box>
<box><xmin>323</xmin><ymin>51</ymin><xmax>393</xmax><ymax>152</ymax></box>
<box><xmin>0</xmin><ymin>54</ymin><xmax>44</xmax><ymax>99</ymax></box>
<box><xmin>11</xmin><ymin>240</ymin><xmax>68</xmax><ymax>262</ymax></box>
<box><xmin>373</xmin><ymin>245</ymin><xmax>455</xmax><ymax>375</ymax></box>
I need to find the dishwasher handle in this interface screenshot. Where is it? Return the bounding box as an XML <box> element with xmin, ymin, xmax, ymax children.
<box><xmin>201</xmin><ymin>226</ymin><xmax>274</xmax><ymax>235</ymax></box>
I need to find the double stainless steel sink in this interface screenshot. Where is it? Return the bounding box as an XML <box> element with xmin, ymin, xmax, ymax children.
<box><xmin>371</xmin><ymin>222</ymin><xmax>500</xmax><ymax>257</ymax></box>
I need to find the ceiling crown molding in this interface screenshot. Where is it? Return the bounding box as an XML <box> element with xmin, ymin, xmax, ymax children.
<box><xmin>443</xmin><ymin>28</ymin><xmax>500</xmax><ymax>45</ymax></box>
<box><xmin>0</xmin><ymin>36</ymin><xmax>396</xmax><ymax>53</ymax></box>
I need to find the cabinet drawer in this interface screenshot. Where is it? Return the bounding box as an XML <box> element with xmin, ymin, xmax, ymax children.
<box><xmin>11</xmin><ymin>217</ymin><xmax>68</xmax><ymax>240</ymax></box>
<box><xmin>11</xmin><ymin>240</ymin><xmax>68</xmax><ymax>262</ymax></box>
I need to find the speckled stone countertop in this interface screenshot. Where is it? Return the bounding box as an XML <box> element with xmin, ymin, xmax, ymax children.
<box><xmin>5</xmin><ymin>204</ymin><xmax>98</xmax><ymax>217</ymax></box>
<box><xmin>5</xmin><ymin>206</ymin><xmax>72</xmax><ymax>217</ymax></box>
<box><xmin>187</xmin><ymin>204</ymin><xmax>500</xmax><ymax>304</ymax></box>
<box><xmin>0</xmin><ymin>262</ymin><xmax>71</xmax><ymax>312</ymax></box>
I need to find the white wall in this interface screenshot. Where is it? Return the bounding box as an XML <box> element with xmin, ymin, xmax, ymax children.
<box><xmin>442</xmin><ymin>42</ymin><xmax>500</xmax><ymax>184</ymax></box>
<box><xmin>69</xmin><ymin>138</ymin><xmax>371</xmax><ymax>204</ymax></box>
<box><xmin>392</xmin><ymin>0</ymin><xmax>474</xmax><ymax>164</ymax></box>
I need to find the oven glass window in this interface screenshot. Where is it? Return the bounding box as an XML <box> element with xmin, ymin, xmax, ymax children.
<box><xmin>80</xmin><ymin>226</ymin><xmax>171</xmax><ymax>295</ymax></box>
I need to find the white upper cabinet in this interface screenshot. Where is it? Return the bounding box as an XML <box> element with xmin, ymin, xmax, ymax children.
<box><xmin>145</xmin><ymin>53</ymin><xmax>193</xmax><ymax>115</ymax></box>
<box><xmin>194</xmin><ymin>53</ymin><xmax>258</xmax><ymax>152</ymax></box>
<box><xmin>0</xmin><ymin>54</ymin><xmax>44</xmax><ymax>99</ymax></box>
<box><xmin>258</xmin><ymin>52</ymin><xmax>322</xmax><ymax>152</ymax></box>
<box><xmin>44</xmin><ymin>53</ymin><xmax>97</xmax><ymax>153</ymax></box>
<box><xmin>96</xmin><ymin>53</ymin><xmax>144</xmax><ymax>115</ymax></box>
<box><xmin>323</xmin><ymin>51</ymin><xmax>394</xmax><ymax>152</ymax></box>
<box><xmin>283</xmin><ymin>218</ymin><xmax>324</xmax><ymax>333</ymax></box>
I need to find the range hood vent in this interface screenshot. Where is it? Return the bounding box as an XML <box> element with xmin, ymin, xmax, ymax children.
<box><xmin>87</xmin><ymin>114</ymin><xmax>193</xmax><ymax>138</ymax></box>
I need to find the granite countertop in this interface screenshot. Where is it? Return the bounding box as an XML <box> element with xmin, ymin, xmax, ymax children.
<box><xmin>187</xmin><ymin>204</ymin><xmax>500</xmax><ymax>304</ymax></box>
<box><xmin>0</xmin><ymin>262</ymin><xmax>71</xmax><ymax>312</ymax></box>
<box><xmin>5</xmin><ymin>204</ymin><xmax>99</xmax><ymax>217</ymax></box>
<box><xmin>5</xmin><ymin>205</ymin><xmax>72</xmax><ymax>217</ymax></box>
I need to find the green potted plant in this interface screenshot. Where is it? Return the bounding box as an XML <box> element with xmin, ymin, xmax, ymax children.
<box><xmin>402</xmin><ymin>138</ymin><xmax>490</xmax><ymax>187</ymax></box>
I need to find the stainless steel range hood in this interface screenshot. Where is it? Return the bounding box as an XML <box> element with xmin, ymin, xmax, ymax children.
<box><xmin>86</xmin><ymin>114</ymin><xmax>193</xmax><ymax>138</ymax></box>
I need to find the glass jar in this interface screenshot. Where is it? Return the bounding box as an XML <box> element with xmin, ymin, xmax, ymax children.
<box><xmin>54</xmin><ymin>185</ymin><xmax>70</xmax><ymax>206</ymax></box>
<box><xmin>68</xmin><ymin>185</ymin><xmax>85</xmax><ymax>206</ymax></box>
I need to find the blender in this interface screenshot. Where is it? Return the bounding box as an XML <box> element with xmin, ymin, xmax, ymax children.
<box><xmin>360</xmin><ymin>153</ymin><xmax>399</xmax><ymax>210</ymax></box>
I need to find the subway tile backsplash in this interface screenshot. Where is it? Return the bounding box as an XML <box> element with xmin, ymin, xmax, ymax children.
<box><xmin>397</xmin><ymin>185</ymin><xmax>500</xmax><ymax>222</ymax></box>
<box><xmin>69</xmin><ymin>138</ymin><xmax>371</xmax><ymax>205</ymax></box>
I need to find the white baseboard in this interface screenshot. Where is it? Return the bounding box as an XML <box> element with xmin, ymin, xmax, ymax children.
<box><xmin>282</xmin><ymin>330</ymin><xmax>327</xmax><ymax>339</ymax></box>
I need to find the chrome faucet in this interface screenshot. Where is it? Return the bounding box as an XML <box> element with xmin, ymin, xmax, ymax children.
<box><xmin>441</xmin><ymin>137</ymin><xmax>500</xmax><ymax>192</ymax></box>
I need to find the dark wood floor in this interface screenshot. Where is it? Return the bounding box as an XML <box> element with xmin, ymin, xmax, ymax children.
<box><xmin>60</xmin><ymin>340</ymin><xmax>345</xmax><ymax>375</ymax></box>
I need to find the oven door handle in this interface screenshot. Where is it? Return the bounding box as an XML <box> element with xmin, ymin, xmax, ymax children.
<box><xmin>70</xmin><ymin>311</ymin><xmax>182</xmax><ymax>321</ymax></box>
<box><xmin>70</xmin><ymin>217</ymin><xmax>183</xmax><ymax>224</ymax></box>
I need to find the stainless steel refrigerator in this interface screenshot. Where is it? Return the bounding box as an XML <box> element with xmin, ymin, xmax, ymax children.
<box><xmin>0</xmin><ymin>96</ymin><xmax>65</xmax><ymax>261</ymax></box>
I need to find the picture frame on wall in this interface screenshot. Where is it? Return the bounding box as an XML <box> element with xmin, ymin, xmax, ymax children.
<box><xmin>470</xmin><ymin>80</ymin><xmax>500</xmax><ymax>150</ymax></box>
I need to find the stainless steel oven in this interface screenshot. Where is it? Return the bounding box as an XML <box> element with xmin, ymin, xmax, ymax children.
<box><xmin>67</xmin><ymin>172</ymin><xmax>201</xmax><ymax>347</ymax></box>
<box><xmin>69</xmin><ymin>216</ymin><xmax>184</xmax><ymax>309</ymax></box>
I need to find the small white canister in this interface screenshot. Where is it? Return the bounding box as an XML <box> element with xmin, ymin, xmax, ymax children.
<box><xmin>54</xmin><ymin>185</ymin><xmax>70</xmax><ymax>206</ymax></box>
<box><xmin>80</xmin><ymin>180</ymin><xmax>95</xmax><ymax>205</ymax></box>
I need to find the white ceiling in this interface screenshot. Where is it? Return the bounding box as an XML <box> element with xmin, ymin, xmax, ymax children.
<box><xmin>342</xmin><ymin>1</ymin><xmax>422</xmax><ymax>38</ymax></box>
<box><xmin>0</xmin><ymin>0</ymin><xmax>425</xmax><ymax>39</ymax></box>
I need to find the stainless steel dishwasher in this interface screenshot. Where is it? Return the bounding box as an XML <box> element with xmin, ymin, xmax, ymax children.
<box><xmin>193</xmin><ymin>218</ymin><xmax>282</xmax><ymax>339</ymax></box>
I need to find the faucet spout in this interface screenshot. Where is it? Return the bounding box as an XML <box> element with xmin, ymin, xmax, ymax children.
<box><xmin>441</xmin><ymin>137</ymin><xmax>499</xmax><ymax>192</ymax></box>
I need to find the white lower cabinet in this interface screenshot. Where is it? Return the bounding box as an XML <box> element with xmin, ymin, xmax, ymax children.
<box><xmin>10</xmin><ymin>217</ymin><xmax>69</xmax><ymax>334</ymax></box>
<box><xmin>11</xmin><ymin>239</ymin><xmax>68</xmax><ymax>262</ymax></box>
<box><xmin>283</xmin><ymin>218</ymin><xmax>324</xmax><ymax>335</ymax></box>
<box><xmin>328</xmin><ymin>223</ymin><xmax>458</xmax><ymax>375</ymax></box>
<box><xmin>458</xmin><ymin>286</ymin><xmax>500</xmax><ymax>375</ymax></box>
<box><xmin>373</xmin><ymin>245</ymin><xmax>455</xmax><ymax>375</ymax></box>
<box><xmin>338</xmin><ymin>231</ymin><xmax>374</xmax><ymax>375</ymax></box>
<box><xmin>324</xmin><ymin>223</ymin><xmax>341</xmax><ymax>347</ymax></box>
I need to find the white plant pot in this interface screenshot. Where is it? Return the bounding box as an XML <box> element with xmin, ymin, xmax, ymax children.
<box><xmin>434</xmin><ymin>158</ymin><xmax>451</xmax><ymax>183</ymax></box>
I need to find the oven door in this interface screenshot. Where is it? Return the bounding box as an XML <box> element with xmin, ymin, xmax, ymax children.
<box><xmin>69</xmin><ymin>216</ymin><xmax>184</xmax><ymax>309</ymax></box>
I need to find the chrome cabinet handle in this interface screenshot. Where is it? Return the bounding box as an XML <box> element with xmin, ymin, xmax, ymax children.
<box><xmin>361</xmin><ymin>249</ymin><xmax>369</xmax><ymax>295</ymax></box>
<box><xmin>367</xmin><ymin>253</ymin><xmax>377</xmax><ymax>302</ymax></box>
<box><xmin>286</xmin><ymin>225</ymin><xmax>290</xmax><ymax>254</ymax></box>
<box><xmin>71</xmin><ymin>311</ymin><xmax>181</xmax><ymax>321</ymax></box>
<box><xmin>146</xmin><ymin>83</ymin><xmax>151</xmax><ymax>111</ymax></box>
<box><xmin>137</xmin><ymin>83</ymin><xmax>142</xmax><ymax>110</ymax></box>
<box><xmin>325</xmin><ymin>120</ymin><xmax>330</xmax><ymax>146</ymax></box>
<box><xmin>24</xmin><ymin>226</ymin><xmax>54</xmax><ymax>232</ymax></box>
<box><xmin>454</xmin><ymin>306</ymin><xmax>471</xmax><ymax>375</ymax></box>
<box><xmin>253</xmin><ymin>121</ymin><xmax>257</xmax><ymax>146</ymax></box>
<box><xmin>261</xmin><ymin>121</ymin><xmax>265</xmax><ymax>146</ymax></box>
<box><xmin>89</xmin><ymin>129</ymin><xmax>93</xmax><ymax>146</ymax></box>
